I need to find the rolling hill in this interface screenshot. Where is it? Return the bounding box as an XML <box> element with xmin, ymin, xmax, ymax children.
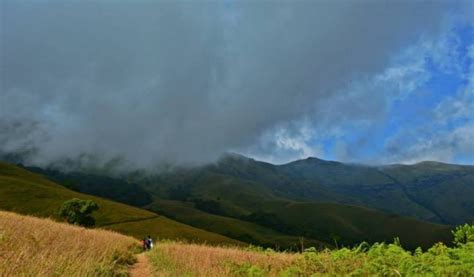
<box><xmin>146</xmin><ymin>198</ymin><xmax>328</xmax><ymax>249</ymax></box>
<box><xmin>8</xmin><ymin>153</ymin><xmax>473</xmax><ymax>250</ymax></box>
<box><xmin>25</xmin><ymin>153</ymin><xmax>473</xmax><ymax>226</ymax></box>
<box><xmin>280</xmin><ymin>157</ymin><xmax>474</xmax><ymax>224</ymax></box>
<box><xmin>0</xmin><ymin>161</ymin><xmax>240</xmax><ymax>245</ymax></box>
<box><xmin>148</xmin><ymin>196</ymin><xmax>451</xmax><ymax>249</ymax></box>
<box><xmin>118</xmin><ymin>154</ymin><xmax>461</xmax><ymax>249</ymax></box>
<box><xmin>1</xmin><ymin>161</ymin><xmax>329</xmax><ymax>250</ymax></box>
<box><xmin>166</xmin><ymin>153</ymin><xmax>472</xmax><ymax>225</ymax></box>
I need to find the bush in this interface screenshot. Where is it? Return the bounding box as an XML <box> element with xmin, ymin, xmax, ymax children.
<box><xmin>452</xmin><ymin>223</ymin><xmax>474</xmax><ymax>246</ymax></box>
<box><xmin>58</xmin><ymin>198</ymin><xmax>99</xmax><ymax>227</ymax></box>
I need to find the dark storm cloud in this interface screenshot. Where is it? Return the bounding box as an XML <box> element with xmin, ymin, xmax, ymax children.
<box><xmin>0</xmin><ymin>0</ymin><xmax>460</xmax><ymax>169</ymax></box>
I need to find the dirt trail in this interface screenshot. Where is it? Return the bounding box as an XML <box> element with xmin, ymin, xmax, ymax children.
<box><xmin>130</xmin><ymin>253</ymin><xmax>152</xmax><ymax>277</ymax></box>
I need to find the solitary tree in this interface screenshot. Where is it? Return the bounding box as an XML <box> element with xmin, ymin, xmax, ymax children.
<box><xmin>59</xmin><ymin>198</ymin><xmax>99</xmax><ymax>227</ymax></box>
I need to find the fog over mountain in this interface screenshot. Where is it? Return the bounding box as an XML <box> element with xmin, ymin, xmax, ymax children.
<box><xmin>0</xmin><ymin>1</ymin><xmax>471</xmax><ymax>170</ymax></box>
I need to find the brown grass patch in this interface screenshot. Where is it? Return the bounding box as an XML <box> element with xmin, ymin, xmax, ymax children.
<box><xmin>147</xmin><ymin>241</ymin><xmax>298</xmax><ymax>276</ymax></box>
<box><xmin>147</xmin><ymin>241</ymin><xmax>474</xmax><ymax>276</ymax></box>
<box><xmin>0</xmin><ymin>210</ymin><xmax>139</xmax><ymax>276</ymax></box>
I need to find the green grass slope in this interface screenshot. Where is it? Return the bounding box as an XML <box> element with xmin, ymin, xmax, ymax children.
<box><xmin>170</xmin><ymin>154</ymin><xmax>473</xmax><ymax>225</ymax></box>
<box><xmin>145</xmin><ymin>194</ymin><xmax>451</xmax><ymax>249</ymax></box>
<box><xmin>0</xmin><ymin>162</ymin><xmax>241</xmax><ymax>245</ymax></box>
<box><xmin>23</xmin><ymin>165</ymin><xmax>153</xmax><ymax>206</ymax></box>
<box><xmin>133</xmin><ymin>160</ymin><xmax>452</xmax><ymax>249</ymax></box>
<box><xmin>146</xmin><ymin>198</ymin><xmax>327</xmax><ymax>250</ymax></box>
<box><xmin>381</xmin><ymin>162</ymin><xmax>474</xmax><ymax>224</ymax></box>
<box><xmin>12</xmin><ymin>154</ymin><xmax>467</xmax><ymax>250</ymax></box>
<box><xmin>264</xmin><ymin>201</ymin><xmax>452</xmax><ymax>249</ymax></box>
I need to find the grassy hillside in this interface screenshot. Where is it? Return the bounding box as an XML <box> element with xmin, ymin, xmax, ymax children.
<box><xmin>145</xmin><ymin>154</ymin><xmax>473</xmax><ymax>225</ymax></box>
<box><xmin>134</xmin><ymin>158</ymin><xmax>453</xmax><ymax>249</ymax></box>
<box><xmin>279</xmin><ymin>157</ymin><xmax>474</xmax><ymax>225</ymax></box>
<box><xmin>263</xmin><ymin>201</ymin><xmax>451</xmax><ymax>249</ymax></box>
<box><xmin>148</xmin><ymin>240</ymin><xmax>474</xmax><ymax>276</ymax></box>
<box><xmin>10</xmin><ymin>154</ymin><xmax>471</xmax><ymax>250</ymax></box>
<box><xmin>23</xmin><ymin>165</ymin><xmax>153</xmax><ymax>206</ymax></box>
<box><xmin>381</xmin><ymin>162</ymin><xmax>474</xmax><ymax>224</ymax></box>
<box><xmin>147</xmin><ymin>199</ymin><xmax>327</xmax><ymax>250</ymax></box>
<box><xmin>104</xmin><ymin>214</ymin><xmax>244</xmax><ymax>246</ymax></box>
<box><xmin>147</xmin><ymin>197</ymin><xmax>451</xmax><ymax>250</ymax></box>
<box><xmin>0</xmin><ymin>162</ymin><xmax>240</xmax><ymax>245</ymax></box>
<box><xmin>0</xmin><ymin>211</ymin><xmax>138</xmax><ymax>276</ymax></box>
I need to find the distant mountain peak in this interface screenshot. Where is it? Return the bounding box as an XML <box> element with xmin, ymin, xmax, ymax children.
<box><xmin>304</xmin><ymin>157</ymin><xmax>325</xmax><ymax>162</ymax></box>
<box><xmin>281</xmin><ymin>156</ymin><xmax>342</xmax><ymax>167</ymax></box>
<box><xmin>219</xmin><ymin>152</ymin><xmax>254</xmax><ymax>162</ymax></box>
<box><xmin>414</xmin><ymin>160</ymin><xmax>449</xmax><ymax>166</ymax></box>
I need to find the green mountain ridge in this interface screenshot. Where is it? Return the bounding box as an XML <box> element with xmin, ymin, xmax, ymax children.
<box><xmin>6</xmin><ymin>154</ymin><xmax>473</xmax><ymax>250</ymax></box>
<box><xmin>210</xmin><ymin>154</ymin><xmax>474</xmax><ymax>225</ymax></box>
<box><xmin>139</xmin><ymin>169</ymin><xmax>452</xmax><ymax>249</ymax></box>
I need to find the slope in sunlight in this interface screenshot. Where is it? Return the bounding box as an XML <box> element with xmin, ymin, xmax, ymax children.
<box><xmin>0</xmin><ymin>211</ymin><xmax>138</xmax><ymax>276</ymax></box>
<box><xmin>0</xmin><ymin>162</ymin><xmax>241</xmax><ymax>245</ymax></box>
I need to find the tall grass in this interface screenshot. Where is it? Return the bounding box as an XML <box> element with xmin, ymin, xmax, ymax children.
<box><xmin>147</xmin><ymin>241</ymin><xmax>297</xmax><ymax>276</ymax></box>
<box><xmin>0</xmin><ymin>211</ymin><xmax>139</xmax><ymax>276</ymax></box>
<box><xmin>148</xmin><ymin>240</ymin><xmax>474</xmax><ymax>276</ymax></box>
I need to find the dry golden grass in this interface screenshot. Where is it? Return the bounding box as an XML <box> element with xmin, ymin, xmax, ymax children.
<box><xmin>147</xmin><ymin>240</ymin><xmax>474</xmax><ymax>276</ymax></box>
<box><xmin>147</xmin><ymin>241</ymin><xmax>298</xmax><ymax>276</ymax></box>
<box><xmin>0</xmin><ymin>210</ymin><xmax>140</xmax><ymax>276</ymax></box>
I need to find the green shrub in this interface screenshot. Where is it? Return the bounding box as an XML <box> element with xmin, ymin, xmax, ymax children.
<box><xmin>290</xmin><ymin>238</ymin><xmax>474</xmax><ymax>276</ymax></box>
<box><xmin>229</xmin><ymin>262</ymin><xmax>266</xmax><ymax>277</ymax></box>
<box><xmin>452</xmin><ymin>224</ymin><xmax>474</xmax><ymax>246</ymax></box>
<box><xmin>58</xmin><ymin>198</ymin><xmax>99</xmax><ymax>227</ymax></box>
<box><xmin>246</xmin><ymin>244</ymin><xmax>265</xmax><ymax>252</ymax></box>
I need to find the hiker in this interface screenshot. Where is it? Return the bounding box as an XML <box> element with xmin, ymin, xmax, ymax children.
<box><xmin>147</xmin><ymin>235</ymin><xmax>154</xmax><ymax>250</ymax></box>
<box><xmin>141</xmin><ymin>238</ymin><xmax>148</xmax><ymax>251</ymax></box>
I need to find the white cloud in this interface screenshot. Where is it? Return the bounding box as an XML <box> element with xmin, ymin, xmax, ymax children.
<box><xmin>385</xmin><ymin>122</ymin><xmax>474</xmax><ymax>164</ymax></box>
<box><xmin>246</xmin><ymin>32</ymin><xmax>474</xmax><ymax>165</ymax></box>
<box><xmin>241</xmin><ymin>121</ymin><xmax>323</xmax><ymax>164</ymax></box>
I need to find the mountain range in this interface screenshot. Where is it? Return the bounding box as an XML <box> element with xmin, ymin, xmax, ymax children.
<box><xmin>7</xmin><ymin>153</ymin><xmax>471</xmax><ymax>250</ymax></box>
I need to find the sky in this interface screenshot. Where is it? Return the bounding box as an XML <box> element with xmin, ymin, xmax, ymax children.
<box><xmin>1</xmin><ymin>0</ymin><xmax>473</xmax><ymax>171</ymax></box>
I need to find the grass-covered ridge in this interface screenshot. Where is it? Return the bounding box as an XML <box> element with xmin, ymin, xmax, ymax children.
<box><xmin>0</xmin><ymin>162</ymin><xmax>240</xmax><ymax>245</ymax></box>
<box><xmin>5</xmin><ymin>158</ymin><xmax>470</xmax><ymax>251</ymax></box>
<box><xmin>148</xmin><ymin>199</ymin><xmax>328</xmax><ymax>250</ymax></box>
<box><xmin>145</xmin><ymin>153</ymin><xmax>473</xmax><ymax>225</ymax></box>
<box><xmin>18</xmin><ymin>157</ymin><xmax>459</xmax><ymax>250</ymax></box>
<box><xmin>143</xmin><ymin>170</ymin><xmax>453</xmax><ymax>250</ymax></box>
<box><xmin>0</xmin><ymin>211</ymin><xmax>138</xmax><ymax>276</ymax></box>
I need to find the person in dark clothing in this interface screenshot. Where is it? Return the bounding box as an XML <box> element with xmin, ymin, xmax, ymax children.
<box><xmin>146</xmin><ymin>235</ymin><xmax>154</xmax><ymax>250</ymax></box>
